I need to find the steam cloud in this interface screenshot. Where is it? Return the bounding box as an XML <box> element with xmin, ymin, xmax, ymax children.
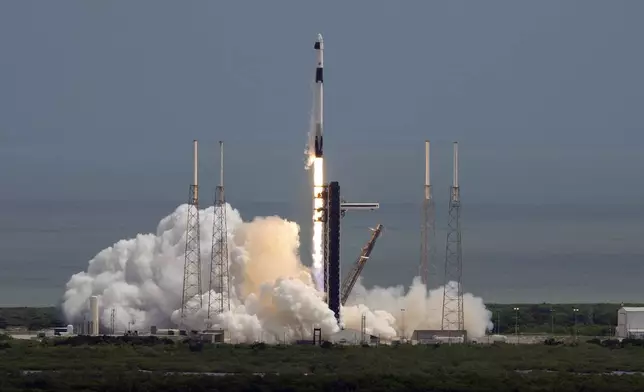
<box><xmin>62</xmin><ymin>204</ymin><xmax>492</xmax><ymax>342</ymax></box>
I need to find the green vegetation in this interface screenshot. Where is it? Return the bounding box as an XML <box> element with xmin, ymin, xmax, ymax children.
<box><xmin>3</xmin><ymin>335</ymin><xmax>644</xmax><ymax>374</ymax></box>
<box><xmin>2</xmin><ymin>337</ymin><xmax>644</xmax><ymax>391</ymax></box>
<box><xmin>4</xmin><ymin>304</ymin><xmax>641</xmax><ymax>390</ymax></box>
<box><xmin>487</xmin><ymin>303</ymin><xmax>642</xmax><ymax>336</ymax></box>
<box><xmin>3</xmin><ymin>371</ymin><xmax>644</xmax><ymax>392</ymax></box>
<box><xmin>0</xmin><ymin>307</ymin><xmax>63</xmax><ymax>330</ymax></box>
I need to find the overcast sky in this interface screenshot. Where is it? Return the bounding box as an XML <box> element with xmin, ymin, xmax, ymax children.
<box><xmin>1</xmin><ymin>1</ymin><xmax>642</xmax><ymax>205</ymax></box>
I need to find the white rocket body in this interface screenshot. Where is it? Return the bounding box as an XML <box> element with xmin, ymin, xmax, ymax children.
<box><xmin>313</xmin><ymin>34</ymin><xmax>324</xmax><ymax>157</ymax></box>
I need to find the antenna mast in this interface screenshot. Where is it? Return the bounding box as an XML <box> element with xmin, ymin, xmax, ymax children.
<box><xmin>180</xmin><ymin>140</ymin><xmax>203</xmax><ymax>328</ymax></box>
<box><xmin>419</xmin><ymin>140</ymin><xmax>436</xmax><ymax>288</ymax></box>
<box><xmin>441</xmin><ymin>142</ymin><xmax>464</xmax><ymax>331</ymax></box>
<box><xmin>207</xmin><ymin>141</ymin><xmax>231</xmax><ymax>327</ymax></box>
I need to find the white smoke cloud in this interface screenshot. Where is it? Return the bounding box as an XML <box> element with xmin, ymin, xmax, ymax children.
<box><xmin>62</xmin><ymin>204</ymin><xmax>492</xmax><ymax>342</ymax></box>
<box><xmin>343</xmin><ymin>278</ymin><xmax>493</xmax><ymax>339</ymax></box>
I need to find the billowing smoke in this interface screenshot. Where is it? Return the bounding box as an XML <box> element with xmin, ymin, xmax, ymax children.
<box><xmin>62</xmin><ymin>204</ymin><xmax>492</xmax><ymax>342</ymax></box>
<box><xmin>345</xmin><ymin>278</ymin><xmax>493</xmax><ymax>339</ymax></box>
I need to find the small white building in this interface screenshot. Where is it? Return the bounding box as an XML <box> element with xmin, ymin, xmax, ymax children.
<box><xmin>616</xmin><ymin>307</ymin><xmax>644</xmax><ymax>338</ymax></box>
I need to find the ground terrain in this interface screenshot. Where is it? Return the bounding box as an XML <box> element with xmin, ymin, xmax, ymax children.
<box><xmin>1</xmin><ymin>304</ymin><xmax>642</xmax><ymax>391</ymax></box>
<box><xmin>1</xmin><ymin>334</ymin><xmax>644</xmax><ymax>391</ymax></box>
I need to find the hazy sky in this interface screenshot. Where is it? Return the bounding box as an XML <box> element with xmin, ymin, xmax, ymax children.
<box><xmin>1</xmin><ymin>1</ymin><xmax>642</xmax><ymax>206</ymax></box>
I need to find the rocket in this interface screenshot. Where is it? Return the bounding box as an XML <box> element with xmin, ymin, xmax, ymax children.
<box><xmin>313</xmin><ymin>33</ymin><xmax>324</xmax><ymax>157</ymax></box>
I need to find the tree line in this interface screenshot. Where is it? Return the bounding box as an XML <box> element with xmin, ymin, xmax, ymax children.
<box><xmin>487</xmin><ymin>303</ymin><xmax>640</xmax><ymax>336</ymax></box>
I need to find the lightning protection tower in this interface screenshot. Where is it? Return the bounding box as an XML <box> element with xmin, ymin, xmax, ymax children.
<box><xmin>419</xmin><ymin>140</ymin><xmax>436</xmax><ymax>288</ymax></box>
<box><xmin>110</xmin><ymin>308</ymin><xmax>115</xmax><ymax>335</ymax></box>
<box><xmin>441</xmin><ymin>142</ymin><xmax>464</xmax><ymax>331</ymax></box>
<box><xmin>180</xmin><ymin>140</ymin><xmax>203</xmax><ymax>327</ymax></box>
<box><xmin>207</xmin><ymin>141</ymin><xmax>230</xmax><ymax>327</ymax></box>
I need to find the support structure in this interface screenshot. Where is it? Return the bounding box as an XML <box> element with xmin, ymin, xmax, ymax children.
<box><xmin>419</xmin><ymin>140</ymin><xmax>436</xmax><ymax>288</ymax></box>
<box><xmin>180</xmin><ymin>140</ymin><xmax>202</xmax><ymax>327</ymax></box>
<box><xmin>327</xmin><ymin>182</ymin><xmax>342</xmax><ymax>322</ymax></box>
<box><xmin>319</xmin><ymin>185</ymin><xmax>329</xmax><ymax>301</ymax></box>
<box><xmin>207</xmin><ymin>141</ymin><xmax>230</xmax><ymax>327</ymax></box>
<box><xmin>322</xmin><ymin>181</ymin><xmax>379</xmax><ymax>324</ymax></box>
<box><xmin>340</xmin><ymin>224</ymin><xmax>384</xmax><ymax>306</ymax></box>
<box><xmin>441</xmin><ymin>142</ymin><xmax>464</xmax><ymax>331</ymax></box>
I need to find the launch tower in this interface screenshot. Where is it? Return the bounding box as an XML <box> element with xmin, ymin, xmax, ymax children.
<box><xmin>207</xmin><ymin>141</ymin><xmax>230</xmax><ymax>327</ymax></box>
<box><xmin>180</xmin><ymin>140</ymin><xmax>203</xmax><ymax>327</ymax></box>
<box><xmin>321</xmin><ymin>182</ymin><xmax>379</xmax><ymax>323</ymax></box>
<box><xmin>326</xmin><ymin>182</ymin><xmax>341</xmax><ymax>322</ymax></box>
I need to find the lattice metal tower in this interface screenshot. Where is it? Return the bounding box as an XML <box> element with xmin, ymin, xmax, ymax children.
<box><xmin>441</xmin><ymin>142</ymin><xmax>464</xmax><ymax>331</ymax></box>
<box><xmin>180</xmin><ymin>140</ymin><xmax>202</xmax><ymax>327</ymax></box>
<box><xmin>419</xmin><ymin>140</ymin><xmax>436</xmax><ymax>288</ymax></box>
<box><xmin>207</xmin><ymin>141</ymin><xmax>231</xmax><ymax>326</ymax></box>
<box><xmin>110</xmin><ymin>308</ymin><xmax>115</xmax><ymax>334</ymax></box>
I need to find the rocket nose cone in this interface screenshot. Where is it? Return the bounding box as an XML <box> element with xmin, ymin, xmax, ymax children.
<box><xmin>316</xmin><ymin>33</ymin><xmax>323</xmax><ymax>42</ymax></box>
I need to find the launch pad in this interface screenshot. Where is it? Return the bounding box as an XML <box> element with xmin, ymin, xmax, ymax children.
<box><xmin>308</xmin><ymin>33</ymin><xmax>380</xmax><ymax>325</ymax></box>
<box><xmin>317</xmin><ymin>181</ymin><xmax>379</xmax><ymax>323</ymax></box>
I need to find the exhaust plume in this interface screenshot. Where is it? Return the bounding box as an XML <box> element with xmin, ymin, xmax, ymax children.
<box><xmin>62</xmin><ymin>204</ymin><xmax>492</xmax><ymax>342</ymax></box>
